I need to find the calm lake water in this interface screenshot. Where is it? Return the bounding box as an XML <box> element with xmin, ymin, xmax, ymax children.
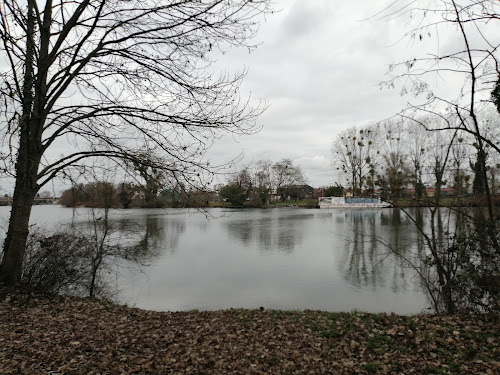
<box><xmin>0</xmin><ymin>205</ymin><xmax>429</xmax><ymax>314</ymax></box>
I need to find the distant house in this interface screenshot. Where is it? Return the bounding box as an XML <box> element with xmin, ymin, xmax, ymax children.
<box><xmin>269</xmin><ymin>188</ymin><xmax>279</xmax><ymax>202</ymax></box>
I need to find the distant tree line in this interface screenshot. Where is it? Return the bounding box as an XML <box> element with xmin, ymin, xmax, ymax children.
<box><xmin>332</xmin><ymin>110</ymin><xmax>500</xmax><ymax>201</ymax></box>
<box><xmin>218</xmin><ymin>159</ymin><xmax>309</xmax><ymax>207</ymax></box>
<box><xmin>59</xmin><ymin>181</ymin><xmax>213</xmax><ymax>209</ymax></box>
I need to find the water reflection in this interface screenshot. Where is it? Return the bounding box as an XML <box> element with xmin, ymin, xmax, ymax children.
<box><xmin>257</xmin><ymin>218</ymin><xmax>273</xmax><ymax>252</ymax></box>
<box><xmin>225</xmin><ymin>210</ymin><xmax>313</xmax><ymax>254</ymax></box>
<box><xmin>226</xmin><ymin>219</ymin><xmax>257</xmax><ymax>247</ymax></box>
<box><xmin>221</xmin><ymin>208</ymin><xmax>426</xmax><ymax>305</ymax></box>
<box><xmin>126</xmin><ymin>216</ymin><xmax>174</xmax><ymax>260</ymax></box>
<box><xmin>58</xmin><ymin>210</ymin><xmax>187</xmax><ymax>264</ymax></box>
<box><xmin>340</xmin><ymin>211</ymin><xmax>384</xmax><ymax>290</ymax></box>
<box><xmin>131</xmin><ymin>215</ymin><xmax>186</xmax><ymax>258</ymax></box>
<box><xmin>337</xmin><ymin>209</ymin><xmax>422</xmax><ymax>295</ymax></box>
<box><xmin>0</xmin><ymin>206</ymin><xmax>431</xmax><ymax>313</ymax></box>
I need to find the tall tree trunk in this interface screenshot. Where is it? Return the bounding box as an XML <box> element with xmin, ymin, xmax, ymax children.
<box><xmin>0</xmin><ymin>108</ymin><xmax>41</xmax><ymax>284</ymax></box>
<box><xmin>0</xmin><ymin>164</ymin><xmax>38</xmax><ymax>284</ymax></box>
<box><xmin>0</xmin><ymin>0</ymin><xmax>45</xmax><ymax>285</ymax></box>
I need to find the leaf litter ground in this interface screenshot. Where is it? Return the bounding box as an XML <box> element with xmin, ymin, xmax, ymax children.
<box><xmin>0</xmin><ymin>295</ymin><xmax>499</xmax><ymax>374</ymax></box>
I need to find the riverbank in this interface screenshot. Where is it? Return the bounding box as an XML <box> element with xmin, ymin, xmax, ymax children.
<box><xmin>392</xmin><ymin>196</ymin><xmax>500</xmax><ymax>208</ymax></box>
<box><xmin>1</xmin><ymin>294</ymin><xmax>498</xmax><ymax>374</ymax></box>
<box><xmin>212</xmin><ymin>196</ymin><xmax>500</xmax><ymax>209</ymax></box>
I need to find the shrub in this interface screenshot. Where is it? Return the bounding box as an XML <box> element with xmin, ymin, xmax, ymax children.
<box><xmin>22</xmin><ymin>228</ymin><xmax>91</xmax><ymax>295</ymax></box>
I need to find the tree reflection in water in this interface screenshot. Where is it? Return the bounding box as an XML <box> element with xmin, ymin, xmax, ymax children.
<box><xmin>225</xmin><ymin>211</ymin><xmax>314</xmax><ymax>254</ymax></box>
<box><xmin>338</xmin><ymin>209</ymin><xmax>423</xmax><ymax>294</ymax></box>
<box><xmin>76</xmin><ymin>211</ymin><xmax>187</xmax><ymax>265</ymax></box>
<box><xmin>129</xmin><ymin>215</ymin><xmax>186</xmax><ymax>260</ymax></box>
<box><xmin>223</xmin><ymin>209</ymin><xmax>428</xmax><ymax>296</ymax></box>
<box><xmin>10</xmin><ymin>206</ymin><xmax>432</xmax><ymax>312</ymax></box>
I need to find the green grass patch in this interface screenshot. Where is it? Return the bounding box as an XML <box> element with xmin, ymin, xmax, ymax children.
<box><xmin>423</xmin><ymin>366</ymin><xmax>446</xmax><ymax>374</ymax></box>
<box><xmin>320</xmin><ymin>329</ymin><xmax>342</xmax><ymax>339</ymax></box>
<box><xmin>447</xmin><ymin>362</ymin><xmax>460</xmax><ymax>371</ymax></box>
<box><xmin>269</xmin><ymin>310</ymin><xmax>302</xmax><ymax>321</ymax></box>
<box><xmin>362</xmin><ymin>362</ymin><xmax>381</xmax><ymax>373</ymax></box>
<box><xmin>366</xmin><ymin>334</ymin><xmax>392</xmax><ymax>351</ymax></box>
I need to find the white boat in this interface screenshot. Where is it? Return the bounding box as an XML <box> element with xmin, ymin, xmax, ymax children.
<box><xmin>318</xmin><ymin>196</ymin><xmax>392</xmax><ymax>209</ymax></box>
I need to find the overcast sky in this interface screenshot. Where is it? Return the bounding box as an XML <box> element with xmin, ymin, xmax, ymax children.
<box><xmin>0</xmin><ymin>0</ymin><xmax>474</xmax><ymax>195</ymax></box>
<box><xmin>208</xmin><ymin>0</ymin><xmax>427</xmax><ymax>187</ymax></box>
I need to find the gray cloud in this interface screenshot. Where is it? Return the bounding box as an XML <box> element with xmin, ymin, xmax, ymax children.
<box><xmin>207</xmin><ymin>0</ymin><xmax>432</xmax><ymax>187</ymax></box>
<box><xmin>2</xmin><ymin>0</ymin><xmax>470</xmax><ymax>193</ymax></box>
<box><xmin>280</xmin><ymin>1</ymin><xmax>332</xmax><ymax>39</ymax></box>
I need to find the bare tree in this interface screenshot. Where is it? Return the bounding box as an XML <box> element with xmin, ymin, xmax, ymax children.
<box><xmin>384</xmin><ymin>0</ymin><xmax>500</xmax><ymax>210</ymax></box>
<box><xmin>449</xmin><ymin>128</ymin><xmax>472</xmax><ymax>196</ymax></box>
<box><xmin>381</xmin><ymin>0</ymin><xmax>500</xmax><ymax>312</ymax></box>
<box><xmin>377</xmin><ymin>120</ymin><xmax>411</xmax><ymax>199</ymax></box>
<box><xmin>332</xmin><ymin>127</ymin><xmax>376</xmax><ymax>195</ymax></box>
<box><xmin>252</xmin><ymin>159</ymin><xmax>273</xmax><ymax>204</ymax></box>
<box><xmin>0</xmin><ymin>0</ymin><xmax>272</xmax><ymax>285</ymax></box>
<box><xmin>405</xmin><ymin>118</ymin><xmax>430</xmax><ymax>199</ymax></box>
<box><xmin>271</xmin><ymin>159</ymin><xmax>306</xmax><ymax>201</ymax></box>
